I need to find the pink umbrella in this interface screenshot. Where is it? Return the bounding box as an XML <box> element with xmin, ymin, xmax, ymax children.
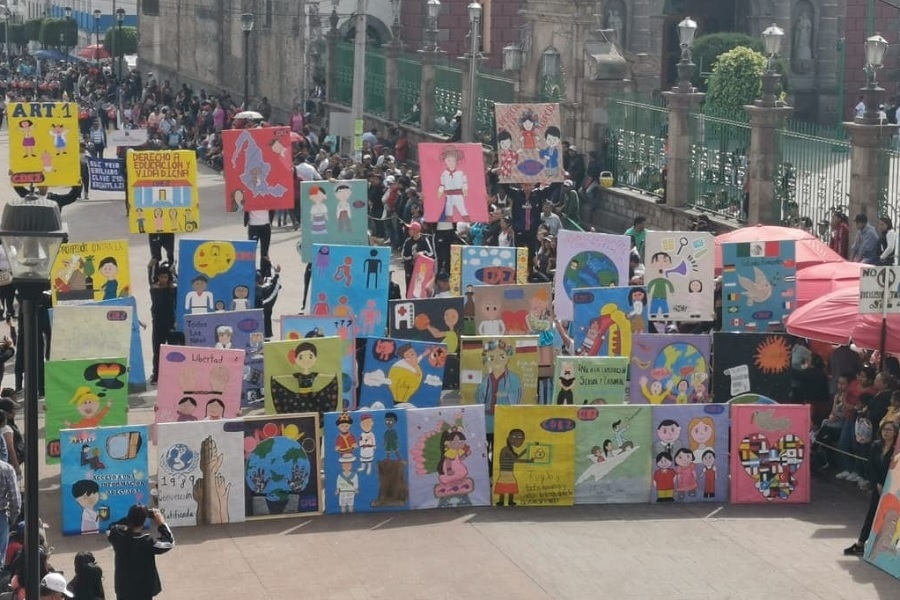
<box><xmin>795</xmin><ymin>261</ymin><xmax>865</xmax><ymax>307</ymax></box>
<box><xmin>714</xmin><ymin>225</ymin><xmax>843</xmax><ymax>274</ymax></box>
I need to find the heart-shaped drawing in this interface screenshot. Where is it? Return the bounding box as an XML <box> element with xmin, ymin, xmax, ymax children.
<box><xmin>738</xmin><ymin>433</ymin><xmax>805</xmax><ymax>500</ymax></box>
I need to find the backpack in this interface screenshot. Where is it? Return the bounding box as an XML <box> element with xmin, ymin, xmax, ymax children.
<box><xmin>9</xmin><ymin>423</ymin><xmax>23</xmax><ymax>466</ymax></box>
<box><xmin>855</xmin><ymin>416</ymin><xmax>873</xmax><ymax>445</ymax></box>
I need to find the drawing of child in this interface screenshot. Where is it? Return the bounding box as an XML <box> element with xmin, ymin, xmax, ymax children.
<box><xmin>673</xmin><ymin>447</ymin><xmax>698</xmax><ymax>499</ymax></box>
<box><xmin>436</xmin><ymin>146</ymin><xmax>470</xmax><ymax>222</ymax></box>
<box><xmin>231</xmin><ymin>284</ymin><xmax>251</xmax><ymax>311</ymax></box>
<box><xmin>98</xmin><ymin>256</ymin><xmax>119</xmax><ymax>300</ymax></box>
<box><xmin>65</xmin><ymin>386</ymin><xmax>112</xmax><ymax>429</ymax></box>
<box><xmin>653</xmin><ymin>452</ymin><xmax>676</xmax><ymax>502</ymax></box>
<box><xmin>497</xmin><ymin>130</ymin><xmax>518</xmax><ymax>178</ymax></box>
<box><xmin>538</xmin><ymin>126</ymin><xmax>561</xmax><ymax>175</ymax></box>
<box><xmin>214</xmin><ymin>325</ymin><xmax>234</xmax><ymax>349</ymax></box>
<box><xmin>308</xmin><ymin>185</ymin><xmax>328</xmax><ymax>235</ymax></box>
<box><xmin>20</xmin><ymin>119</ymin><xmax>36</xmax><ymax>157</ymax></box>
<box><xmin>334</xmin><ymin>184</ymin><xmax>353</xmax><ymax>232</ymax></box>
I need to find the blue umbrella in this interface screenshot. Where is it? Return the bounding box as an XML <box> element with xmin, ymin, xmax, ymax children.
<box><xmin>34</xmin><ymin>49</ymin><xmax>68</xmax><ymax>61</ymax></box>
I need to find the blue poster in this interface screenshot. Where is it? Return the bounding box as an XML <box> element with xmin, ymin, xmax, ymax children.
<box><xmin>184</xmin><ymin>309</ymin><xmax>266</xmax><ymax>408</ymax></box>
<box><xmin>323</xmin><ymin>408</ymin><xmax>409</xmax><ymax>514</ymax></box>
<box><xmin>722</xmin><ymin>240</ymin><xmax>796</xmax><ymax>332</ymax></box>
<box><xmin>88</xmin><ymin>296</ymin><xmax>146</xmax><ymax>387</ymax></box>
<box><xmin>359</xmin><ymin>337</ymin><xmax>446</xmax><ymax>409</ymax></box>
<box><xmin>87</xmin><ymin>157</ymin><xmax>126</xmax><ymax>191</ymax></box>
<box><xmin>572</xmin><ymin>286</ymin><xmax>647</xmax><ymax>358</ymax></box>
<box><xmin>281</xmin><ymin>314</ymin><xmax>357</xmax><ymax>410</ymax></box>
<box><xmin>176</xmin><ymin>239</ymin><xmax>258</xmax><ymax>329</ymax></box>
<box><xmin>308</xmin><ymin>244</ymin><xmax>391</xmax><ymax>337</ymax></box>
<box><xmin>60</xmin><ymin>425</ymin><xmax>150</xmax><ymax>536</ymax></box>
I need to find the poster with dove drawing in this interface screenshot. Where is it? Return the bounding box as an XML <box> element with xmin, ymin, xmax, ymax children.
<box><xmin>721</xmin><ymin>240</ymin><xmax>796</xmax><ymax>332</ymax></box>
<box><xmin>155</xmin><ymin>345</ymin><xmax>245</xmax><ymax>424</ymax></box>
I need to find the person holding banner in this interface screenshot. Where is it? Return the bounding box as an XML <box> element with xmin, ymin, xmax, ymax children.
<box><xmin>88</xmin><ymin>119</ymin><xmax>106</xmax><ymax>158</ymax></box>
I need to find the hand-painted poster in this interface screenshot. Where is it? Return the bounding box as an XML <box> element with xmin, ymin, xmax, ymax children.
<box><xmin>572</xmin><ymin>286</ymin><xmax>647</xmax><ymax>357</ymax></box>
<box><xmin>644</xmin><ymin>232</ymin><xmax>715</xmax><ymax>322</ymax></box>
<box><xmin>298</xmin><ymin>181</ymin><xmax>369</xmax><ymax>262</ymax></box>
<box><xmin>864</xmin><ymin>444</ymin><xmax>900</xmax><ymax>577</ymax></box>
<box><xmin>60</xmin><ymin>425</ymin><xmax>149</xmax><ymax>536</ymax></box>
<box><xmin>730</xmin><ymin>404</ymin><xmax>810</xmax><ymax>503</ymax></box>
<box><xmin>629</xmin><ymin>334</ymin><xmax>712</xmax><ymax>405</ymax></box>
<box><xmin>650</xmin><ymin>404</ymin><xmax>729</xmax><ymax>503</ymax></box>
<box><xmin>407</xmin><ymin>254</ymin><xmax>436</xmax><ymax>300</ymax></box>
<box><xmin>126</xmin><ymin>150</ymin><xmax>199</xmax><ymax>234</ymax></box>
<box><xmin>418</xmin><ymin>143</ymin><xmax>490</xmax><ymax>223</ymax></box>
<box><xmin>263</xmin><ymin>338</ymin><xmax>344</xmax><ymax>418</ymax></box>
<box><xmin>156</xmin><ymin>420</ymin><xmax>246</xmax><ymax>526</ymax></box>
<box><xmin>323</xmin><ymin>409</ymin><xmax>410</xmax><ymax>514</ymax></box>
<box><xmin>359</xmin><ymin>337</ymin><xmax>446</xmax><ymax>409</ymax></box>
<box><xmin>243</xmin><ymin>414</ymin><xmax>321</xmax><ymax>518</ymax></box>
<box><xmin>281</xmin><ymin>315</ymin><xmax>357</xmax><ymax>410</ymax></box>
<box><xmin>493</xmin><ymin>405</ymin><xmax>576</xmax><ymax>506</ymax></box>
<box><xmin>407</xmin><ymin>406</ymin><xmax>490</xmax><ymax>510</ymax></box>
<box><xmin>493</xmin><ymin>102</ymin><xmax>564</xmax><ymax>184</ymax></box>
<box><xmin>712</xmin><ymin>333</ymin><xmax>793</xmax><ymax>403</ymax></box>
<box><xmin>155</xmin><ymin>345</ymin><xmax>245</xmax><ymax>424</ymax></box>
<box><xmin>722</xmin><ymin>240</ymin><xmax>797</xmax><ymax>332</ymax></box>
<box><xmin>449</xmin><ymin>245</ymin><xmax>528</xmax><ymax>296</ymax></box>
<box><xmin>51</xmin><ymin>239</ymin><xmax>131</xmax><ymax>305</ymax></box>
<box><xmin>574</xmin><ymin>406</ymin><xmax>651</xmax><ymax>504</ymax></box>
<box><xmin>553</xmin><ymin>230</ymin><xmax>631</xmax><ymax>321</ymax></box>
<box><xmin>552</xmin><ymin>356</ymin><xmax>628</xmax><ymax>405</ymax></box>
<box><xmin>389</xmin><ymin>298</ymin><xmax>464</xmax><ymax>390</ymax></box>
<box><xmin>308</xmin><ymin>244</ymin><xmax>391</xmax><ymax>337</ymax></box>
<box><xmin>8</xmin><ymin>101</ymin><xmax>80</xmax><ymax>187</ymax></box>
<box><xmin>87</xmin><ymin>297</ymin><xmax>146</xmax><ymax>387</ymax></box>
<box><xmin>176</xmin><ymin>239</ymin><xmax>258</xmax><ymax>329</ymax></box>
<box><xmin>223</xmin><ymin>126</ymin><xmax>294</xmax><ymax>212</ymax></box>
<box><xmin>472</xmin><ymin>283</ymin><xmax>554</xmax><ymax>344</ymax></box>
<box><xmin>86</xmin><ymin>157</ymin><xmax>126</xmax><ymax>191</ymax></box>
<box><xmin>50</xmin><ymin>305</ymin><xmax>132</xmax><ymax>363</ymax></box>
<box><xmin>45</xmin><ymin>358</ymin><xmax>129</xmax><ymax>463</ymax></box>
<box><xmin>460</xmin><ymin>336</ymin><xmax>540</xmax><ymax>431</ymax></box>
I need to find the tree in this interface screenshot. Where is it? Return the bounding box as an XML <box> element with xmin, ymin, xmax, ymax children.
<box><xmin>705</xmin><ymin>46</ymin><xmax>768</xmax><ymax>116</ymax></box>
<box><xmin>24</xmin><ymin>19</ymin><xmax>43</xmax><ymax>44</ymax></box>
<box><xmin>8</xmin><ymin>24</ymin><xmax>28</xmax><ymax>49</ymax></box>
<box><xmin>38</xmin><ymin>18</ymin><xmax>75</xmax><ymax>49</ymax></box>
<box><xmin>691</xmin><ymin>33</ymin><xmax>765</xmax><ymax>91</ymax></box>
<box><xmin>103</xmin><ymin>26</ymin><xmax>138</xmax><ymax>56</ymax></box>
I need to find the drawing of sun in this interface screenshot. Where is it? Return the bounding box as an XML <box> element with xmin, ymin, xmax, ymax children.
<box><xmin>753</xmin><ymin>336</ymin><xmax>791</xmax><ymax>374</ymax></box>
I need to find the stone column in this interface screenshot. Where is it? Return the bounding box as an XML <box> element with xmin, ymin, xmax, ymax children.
<box><xmin>745</xmin><ymin>104</ymin><xmax>793</xmax><ymax>225</ymax></box>
<box><xmin>384</xmin><ymin>40</ymin><xmax>401</xmax><ymax>122</ymax></box>
<box><xmin>662</xmin><ymin>90</ymin><xmax>704</xmax><ymax>208</ymax></box>
<box><xmin>419</xmin><ymin>51</ymin><xmax>437</xmax><ymax>133</ymax></box>
<box><xmin>845</xmin><ymin>123</ymin><xmax>893</xmax><ymax>219</ymax></box>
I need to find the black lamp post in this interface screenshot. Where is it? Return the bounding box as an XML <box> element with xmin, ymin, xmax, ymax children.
<box><xmin>0</xmin><ymin>11</ymin><xmax>10</xmax><ymax>72</ymax></box>
<box><xmin>0</xmin><ymin>195</ymin><xmax>67</xmax><ymax>600</ymax></box>
<box><xmin>64</xmin><ymin>6</ymin><xmax>72</xmax><ymax>63</ymax></box>
<box><xmin>240</xmin><ymin>13</ymin><xmax>255</xmax><ymax>110</ymax></box>
<box><xmin>115</xmin><ymin>7</ymin><xmax>125</xmax><ymax>80</ymax></box>
<box><xmin>93</xmin><ymin>9</ymin><xmax>102</xmax><ymax>66</ymax></box>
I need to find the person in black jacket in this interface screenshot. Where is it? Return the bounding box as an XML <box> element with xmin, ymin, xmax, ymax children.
<box><xmin>108</xmin><ymin>504</ymin><xmax>174</xmax><ymax>600</ymax></box>
<box><xmin>255</xmin><ymin>261</ymin><xmax>281</xmax><ymax>340</ymax></box>
<box><xmin>844</xmin><ymin>420</ymin><xmax>899</xmax><ymax>555</ymax></box>
<box><xmin>148</xmin><ymin>264</ymin><xmax>177</xmax><ymax>384</ymax></box>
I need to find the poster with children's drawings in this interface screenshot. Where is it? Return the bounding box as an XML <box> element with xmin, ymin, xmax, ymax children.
<box><xmin>574</xmin><ymin>406</ymin><xmax>652</xmax><ymax>504</ymax></box>
<box><xmin>406</xmin><ymin>406</ymin><xmax>491</xmax><ymax>510</ymax></box>
<box><xmin>243</xmin><ymin>414</ymin><xmax>321</xmax><ymax>518</ymax></box>
<box><xmin>552</xmin><ymin>356</ymin><xmax>628</xmax><ymax>405</ymax></box>
<box><xmin>864</xmin><ymin>442</ymin><xmax>900</xmax><ymax>576</ymax></box>
<box><xmin>223</xmin><ymin>126</ymin><xmax>294</xmax><ymax>212</ymax></box>
<box><xmin>644</xmin><ymin>231</ymin><xmax>715</xmax><ymax>322</ymax></box>
<box><xmin>44</xmin><ymin>357</ymin><xmax>129</xmax><ymax>464</ymax></box>
<box><xmin>176</xmin><ymin>239</ymin><xmax>258</xmax><ymax>329</ymax></box>
<box><xmin>722</xmin><ymin>240</ymin><xmax>797</xmax><ymax>332</ymax></box>
<box><xmin>651</xmin><ymin>404</ymin><xmax>729</xmax><ymax>503</ymax></box>
<box><xmin>51</xmin><ymin>239</ymin><xmax>131</xmax><ymax>305</ymax></box>
<box><xmin>730</xmin><ymin>404</ymin><xmax>810</xmax><ymax>504</ymax></box>
<box><xmin>87</xmin><ymin>297</ymin><xmax>147</xmax><ymax>387</ymax></box>
<box><xmin>298</xmin><ymin>181</ymin><xmax>369</xmax><ymax>262</ymax></box>
<box><xmin>407</xmin><ymin>254</ymin><xmax>436</xmax><ymax>300</ymax></box>
<box><xmin>553</xmin><ymin>230</ymin><xmax>631</xmax><ymax>321</ymax></box>
<box><xmin>323</xmin><ymin>409</ymin><xmax>410</xmax><ymax>514</ymax></box>
<box><xmin>629</xmin><ymin>334</ymin><xmax>711</xmax><ymax>405</ymax></box>
<box><xmin>572</xmin><ymin>286</ymin><xmax>647</xmax><ymax>357</ymax></box>
<box><xmin>126</xmin><ymin>150</ymin><xmax>199</xmax><ymax>234</ymax></box>
<box><xmin>493</xmin><ymin>405</ymin><xmax>576</xmax><ymax>506</ymax></box>
<box><xmin>389</xmin><ymin>298</ymin><xmax>464</xmax><ymax>390</ymax></box>
<box><xmin>418</xmin><ymin>143</ymin><xmax>490</xmax><ymax>223</ymax></box>
<box><xmin>156</xmin><ymin>345</ymin><xmax>245</xmax><ymax>424</ymax></box>
<box><xmin>712</xmin><ymin>333</ymin><xmax>793</xmax><ymax>403</ymax></box>
<box><xmin>472</xmin><ymin>283</ymin><xmax>554</xmax><ymax>349</ymax></box>
<box><xmin>493</xmin><ymin>102</ymin><xmax>564</xmax><ymax>184</ymax></box>
<box><xmin>8</xmin><ymin>101</ymin><xmax>80</xmax><ymax>187</ymax></box>
<box><xmin>449</xmin><ymin>245</ymin><xmax>529</xmax><ymax>296</ymax></box>
<box><xmin>60</xmin><ymin>425</ymin><xmax>150</xmax><ymax>536</ymax></box>
<box><xmin>281</xmin><ymin>315</ymin><xmax>357</xmax><ymax>410</ymax></box>
<box><xmin>359</xmin><ymin>337</ymin><xmax>446</xmax><ymax>409</ymax></box>
<box><xmin>263</xmin><ymin>338</ymin><xmax>344</xmax><ymax>419</ymax></box>
<box><xmin>50</xmin><ymin>305</ymin><xmax>132</xmax><ymax>363</ymax></box>
<box><xmin>156</xmin><ymin>420</ymin><xmax>246</xmax><ymax>526</ymax></box>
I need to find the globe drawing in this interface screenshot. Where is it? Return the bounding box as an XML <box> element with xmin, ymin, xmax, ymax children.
<box><xmin>245</xmin><ymin>436</ymin><xmax>311</xmax><ymax>502</ymax></box>
<box><xmin>562</xmin><ymin>251</ymin><xmax>620</xmax><ymax>298</ymax></box>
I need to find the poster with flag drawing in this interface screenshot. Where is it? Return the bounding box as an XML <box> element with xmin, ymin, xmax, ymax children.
<box><xmin>721</xmin><ymin>240</ymin><xmax>796</xmax><ymax>332</ymax></box>
<box><xmin>223</xmin><ymin>127</ymin><xmax>295</xmax><ymax>212</ymax></box>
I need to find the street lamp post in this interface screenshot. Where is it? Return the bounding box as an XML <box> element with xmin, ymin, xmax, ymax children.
<box><xmin>351</xmin><ymin>0</ymin><xmax>368</xmax><ymax>159</ymax></box>
<box><xmin>424</xmin><ymin>0</ymin><xmax>441</xmax><ymax>53</ymax></box>
<box><xmin>240</xmin><ymin>13</ymin><xmax>255</xmax><ymax>110</ymax></box>
<box><xmin>859</xmin><ymin>33</ymin><xmax>889</xmax><ymax>124</ymax></box>
<box><xmin>64</xmin><ymin>6</ymin><xmax>72</xmax><ymax>64</ymax></box>
<box><xmin>758</xmin><ymin>23</ymin><xmax>785</xmax><ymax>107</ymax></box>
<box><xmin>675</xmin><ymin>16</ymin><xmax>697</xmax><ymax>93</ymax></box>
<box><xmin>93</xmin><ymin>9</ymin><xmax>102</xmax><ymax>66</ymax></box>
<box><xmin>462</xmin><ymin>1</ymin><xmax>482</xmax><ymax>143</ymax></box>
<box><xmin>115</xmin><ymin>7</ymin><xmax>125</xmax><ymax>80</ymax></box>
<box><xmin>0</xmin><ymin>11</ymin><xmax>9</xmax><ymax>72</ymax></box>
<box><xmin>0</xmin><ymin>195</ymin><xmax>67</xmax><ymax>600</ymax></box>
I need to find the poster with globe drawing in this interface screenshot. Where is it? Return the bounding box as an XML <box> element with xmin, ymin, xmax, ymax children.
<box><xmin>553</xmin><ymin>230</ymin><xmax>631</xmax><ymax>321</ymax></box>
<box><xmin>643</xmin><ymin>231</ymin><xmax>715</xmax><ymax>322</ymax></box>
<box><xmin>629</xmin><ymin>334</ymin><xmax>712</xmax><ymax>405</ymax></box>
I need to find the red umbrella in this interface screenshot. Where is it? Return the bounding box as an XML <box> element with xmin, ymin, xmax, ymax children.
<box><xmin>714</xmin><ymin>225</ymin><xmax>843</xmax><ymax>275</ymax></box>
<box><xmin>795</xmin><ymin>261</ymin><xmax>865</xmax><ymax>307</ymax></box>
<box><xmin>76</xmin><ymin>44</ymin><xmax>111</xmax><ymax>60</ymax></box>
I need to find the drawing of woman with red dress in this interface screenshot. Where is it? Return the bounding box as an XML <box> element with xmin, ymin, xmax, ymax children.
<box><xmin>520</xmin><ymin>110</ymin><xmax>539</xmax><ymax>150</ymax></box>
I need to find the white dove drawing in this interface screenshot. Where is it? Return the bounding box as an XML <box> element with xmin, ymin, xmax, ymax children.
<box><xmin>737</xmin><ymin>267</ymin><xmax>772</xmax><ymax>306</ymax></box>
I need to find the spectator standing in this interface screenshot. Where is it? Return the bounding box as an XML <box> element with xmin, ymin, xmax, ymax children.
<box><xmin>541</xmin><ymin>201</ymin><xmax>562</xmax><ymax>237</ymax></box>
<box><xmin>67</xmin><ymin>551</ymin><xmax>105</xmax><ymax>600</ymax></box>
<box><xmin>255</xmin><ymin>262</ymin><xmax>282</xmax><ymax>340</ymax></box>
<box><xmin>0</xmin><ymin>454</ymin><xmax>20</xmax><ymax>569</ymax></box>
<box><xmin>88</xmin><ymin>120</ymin><xmax>106</xmax><ymax>158</ymax></box>
<box><xmin>108</xmin><ymin>505</ymin><xmax>174</xmax><ymax>600</ymax></box>
<box><xmin>877</xmin><ymin>216</ymin><xmax>897</xmax><ymax>265</ymax></box>
<box><xmin>400</xmin><ymin>222</ymin><xmax>435</xmax><ymax>287</ymax></box>
<box><xmin>625</xmin><ymin>216</ymin><xmax>647</xmax><ymax>258</ymax></box>
<box><xmin>148</xmin><ymin>264</ymin><xmax>177</xmax><ymax>385</ymax></box>
<box><xmin>829</xmin><ymin>211</ymin><xmax>850</xmax><ymax>259</ymax></box>
<box><xmin>850</xmin><ymin>213</ymin><xmax>880</xmax><ymax>264</ymax></box>
<box><xmin>844</xmin><ymin>421</ymin><xmax>898</xmax><ymax>556</ymax></box>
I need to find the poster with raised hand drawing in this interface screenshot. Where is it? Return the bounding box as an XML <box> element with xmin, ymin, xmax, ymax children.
<box><xmin>644</xmin><ymin>232</ymin><xmax>715</xmax><ymax>322</ymax></box>
<box><xmin>418</xmin><ymin>143</ymin><xmax>490</xmax><ymax>223</ymax></box>
<box><xmin>176</xmin><ymin>239</ymin><xmax>258</xmax><ymax>329</ymax></box>
<box><xmin>156</xmin><ymin>420</ymin><xmax>246</xmax><ymax>526</ymax></box>
<box><xmin>281</xmin><ymin>315</ymin><xmax>357</xmax><ymax>410</ymax></box>
<box><xmin>722</xmin><ymin>240</ymin><xmax>797</xmax><ymax>332</ymax></box>
<box><xmin>572</xmin><ymin>286</ymin><xmax>647</xmax><ymax>357</ymax></box>
<box><xmin>156</xmin><ymin>345</ymin><xmax>245</xmax><ymax>424</ymax></box>
<box><xmin>712</xmin><ymin>333</ymin><xmax>793</xmax><ymax>403</ymax></box>
<box><xmin>449</xmin><ymin>245</ymin><xmax>529</xmax><ymax>297</ymax></box>
<box><xmin>8</xmin><ymin>101</ymin><xmax>80</xmax><ymax>187</ymax></box>
<box><xmin>493</xmin><ymin>102</ymin><xmax>564</xmax><ymax>184</ymax></box>
<box><xmin>51</xmin><ymin>239</ymin><xmax>131</xmax><ymax>305</ymax></box>
<box><xmin>359</xmin><ymin>337</ymin><xmax>446</xmax><ymax>409</ymax></box>
<box><xmin>389</xmin><ymin>298</ymin><xmax>464</xmax><ymax>390</ymax></box>
<box><xmin>629</xmin><ymin>334</ymin><xmax>711</xmax><ymax>405</ymax></box>
<box><xmin>553</xmin><ymin>230</ymin><xmax>631</xmax><ymax>321</ymax></box>
<box><xmin>552</xmin><ymin>356</ymin><xmax>628</xmax><ymax>405</ymax></box>
<box><xmin>298</xmin><ymin>181</ymin><xmax>369</xmax><ymax>262</ymax></box>
<box><xmin>223</xmin><ymin>126</ymin><xmax>294</xmax><ymax>212</ymax></box>
<box><xmin>263</xmin><ymin>338</ymin><xmax>344</xmax><ymax>419</ymax></box>
<box><xmin>406</xmin><ymin>406</ymin><xmax>491</xmax><ymax>510</ymax></box>
<box><xmin>126</xmin><ymin>150</ymin><xmax>199</xmax><ymax>234</ymax></box>
<box><xmin>864</xmin><ymin>439</ymin><xmax>900</xmax><ymax>576</ymax></box>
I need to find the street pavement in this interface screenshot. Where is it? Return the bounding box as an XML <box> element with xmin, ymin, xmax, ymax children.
<box><xmin>0</xmin><ymin>130</ymin><xmax>896</xmax><ymax>599</ymax></box>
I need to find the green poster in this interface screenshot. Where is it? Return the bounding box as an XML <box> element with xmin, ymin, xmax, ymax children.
<box><xmin>552</xmin><ymin>356</ymin><xmax>629</xmax><ymax>405</ymax></box>
<box><xmin>263</xmin><ymin>338</ymin><xmax>344</xmax><ymax>419</ymax></box>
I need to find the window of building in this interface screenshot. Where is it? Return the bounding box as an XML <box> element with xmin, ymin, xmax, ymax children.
<box><xmin>264</xmin><ymin>0</ymin><xmax>274</xmax><ymax>29</ymax></box>
<box><xmin>142</xmin><ymin>0</ymin><xmax>160</xmax><ymax>16</ymax></box>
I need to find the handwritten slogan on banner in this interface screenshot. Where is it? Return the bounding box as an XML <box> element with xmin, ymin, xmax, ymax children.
<box><xmin>86</xmin><ymin>158</ymin><xmax>126</xmax><ymax>192</ymax></box>
<box><xmin>8</xmin><ymin>102</ymin><xmax>80</xmax><ymax>187</ymax></box>
<box><xmin>126</xmin><ymin>150</ymin><xmax>199</xmax><ymax>234</ymax></box>
<box><xmin>51</xmin><ymin>239</ymin><xmax>131</xmax><ymax>306</ymax></box>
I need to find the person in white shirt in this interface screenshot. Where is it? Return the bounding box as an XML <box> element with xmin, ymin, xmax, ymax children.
<box><xmin>295</xmin><ymin>158</ymin><xmax>320</xmax><ymax>182</ymax></box>
<box><xmin>878</xmin><ymin>216</ymin><xmax>898</xmax><ymax>265</ymax></box>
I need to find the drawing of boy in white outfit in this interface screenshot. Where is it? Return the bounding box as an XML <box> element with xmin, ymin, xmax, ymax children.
<box><xmin>357</xmin><ymin>414</ymin><xmax>377</xmax><ymax>475</ymax></box>
<box><xmin>436</xmin><ymin>146</ymin><xmax>470</xmax><ymax>222</ymax></box>
<box><xmin>336</xmin><ymin>455</ymin><xmax>359</xmax><ymax>513</ymax></box>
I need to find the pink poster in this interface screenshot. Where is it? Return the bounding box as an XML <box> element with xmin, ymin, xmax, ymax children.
<box><xmin>222</xmin><ymin>126</ymin><xmax>295</xmax><ymax>211</ymax></box>
<box><xmin>729</xmin><ymin>404</ymin><xmax>810</xmax><ymax>504</ymax></box>
<box><xmin>407</xmin><ymin>255</ymin><xmax>436</xmax><ymax>299</ymax></box>
<box><xmin>418</xmin><ymin>143</ymin><xmax>489</xmax><ymax>223</ymax></box>
<box><xmin>156</xmin><ymin>345</ymin><xmax>246</xmax><ymax>424</ymax></box>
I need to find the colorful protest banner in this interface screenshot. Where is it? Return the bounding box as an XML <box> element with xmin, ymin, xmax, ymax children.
<box><xmin>88</xmin><ymin>297</ymin><xmax>146</xmax><ymax>387</ymax></box>
<box><xmin>323</xmin><ymin>408</ymin><xmax>410</xmax><ymax>514</ymax></box>
<box><xmin>298</xmin><ymin>181</ymin><xmax>369</xmax><ymax>262</ymax></box>
<box><xmin>644</xmin><ymin>231</ymin><xmax>715</xmax><ymax>322</ymax></box>
<box><xmin>472</xmin><ymin>283</ymin><xmax>554</xmax><ymax>339</ymax></box>
<box><xmin>60</xmin><ymin>425</ymin><xmax>150</xmax><ymax>536</ymax></box>
<box><xmin>389</xmin><ymin>297</ymin><xmax>464</xmax><ymax>390</ymax></box>
<box><xmin>243</xmin><ymin>414</ymin><xmax>321</xmax><ymax>517</ymax></box>
<box><xmin>176</xmin><ymin>239</ymin><xmax>258</xmax><ymax>328</ymax></box>
<box><xmin>51</xmin><ymin>239</ymin><xmax>131</xmax><ymax>305</ymax></box>
<box><xmin>418</xmin><ymin>143</ymin><xmax>490</xmax><ymax>223</ymax></box>
<box><xmin>8</xmin><ymin>101</ymin><xmax>80</xmax><ymax>187</ymax></box>
<box><xmin>449</xmin><ymin>244</ymin><xmax>528</xmax><ymax>296</ymax></box>
<box><xmin>712</xmin><ymin>333</ymin><xmax>793</xmax><ymax>403</ymax></box>
<box><xmin>126</xmin><ymin>150</ymin><xmax>199</xmax><ymax>234</ymax></box>
<box><xmin>263</xmin><ymin>338</ymin><xmax>344</xmax><ymax>418</ymax></box>
<box><xmin>157</xmin><ymin>420</ymin><xmax>246</xmax><ymax>526</ymax></box>
<box><xmin>45</xmin><ymin>357</ymin><xmax>129</xmax><ymax>463</ymax></box>
<box><xmin>223</xmin><ymin>126</ymin><xmax>294</xmax><ymax>212</ymax></box>
<box><xmin>50</xmin><ymin>305</ymin><xmax>132</xmax><ymax>363</ymax></box>
<box><xmin>572</xmin><ymin>286</ymin><xmax>647</xmax><ymax>357</ymax></box>
<box><xmin>281</xmin><ymin>314</ymin><xmax>357</xmax><ymax>410</ymax></box>
<box><xmin>359</xmin><ymin>337</ymin><xmax>446</xmax><ymax>409</ymax></box>
<box><xmin>493</xmin><ymin>405</ymin><xmax>576</xmax><ymax>506</ymax></box>
<box><xmin>552</xmin><ymin>356</ymin><xmax>628</xmax><ymax>405</ymax></box>
<box><xmin>722</xmin><ymin>240</ymin><xmax>797</xmax><ymax>332</ymax></box>
<box><xmin>864</xmin><ymin>440</ymin><xmax>900</xmax><ymax>576</ymax></box>
<box><xmin>156</xmin><ymin>345</ymin><xmax>245</xmax><ymax>424</ymax></box>
<box><xmin>406</xmin><ymin>406</ymin><xmax>491</xmax><ymax>510</ymax></box>
<box><xmin>493</xmin><ymin>102</ymin><xmax>564</xmax><ymax>184</ymax></box>
<box><xmin>86</xmin><ymin>157</ymin><xmax>125</xmax><ymax>192</ymax></box>
<box><xmin>629</xmin><ymin>333</ymin><xmax>711</xmax><ymax>405</ymax></box>
<box><xmin>730</xmin><ymin>404</ymin><xmax>810</xmax><ymax>504</ymax></box>
<box><xmin>407</xmin><ymin>254</ymin><xmax>436</xmax><ymax>300</ymax></box>
<box><xmin>553</xmin><ymin>230</ymin><xmax>631</xmax><ymax>321</ymax></box>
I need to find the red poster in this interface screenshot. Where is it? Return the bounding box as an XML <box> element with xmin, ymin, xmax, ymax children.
<box><xmin>222</xmin><ymin>127</ymin><xmax>294</xmax><ymax>211</ymax></box>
